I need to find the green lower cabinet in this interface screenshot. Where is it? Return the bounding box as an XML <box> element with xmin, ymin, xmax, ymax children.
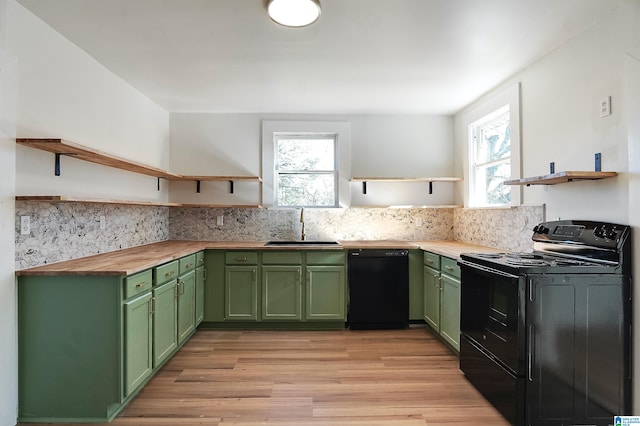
<box><xmin>195</xmin><ymin>265</ymin><xmax>206</xmax><ymax>325</ymax></box>
<box><xmin>177</xmin><ymin>270</ymin><xmax>196</xmax><ymax>344</ymax></box>
<box><xmin>306</xmin><ymin>266</ymin><xmax>345</xmax><ymax>320</ymax></box>
<box><xmin>439</xmin><ymin>273</ymin><xmax>460</xmax><ymax>351</ymax></box>
<box><xmin>124</xmin><ymin>291</ymin><xmax>153</xmax><ymax>397</ymax></box>
<box><xmin>152</xmin><ymin>279</ymin><xmax>178</xmax><ymax>367</ymax></box>
<box><xmin>261</xmin><ymin>265</ymin><xmax>302</xmax><ymax>320</ymax></box>
<box><xmin>225</xmin><ymin>265</ymin><xmax>258</xmax><ymax>320</ymax></box>
<box><xmin>423</xmin><ymin>265</ymin><xmax>441</xmax><ymax>330</ymax></box>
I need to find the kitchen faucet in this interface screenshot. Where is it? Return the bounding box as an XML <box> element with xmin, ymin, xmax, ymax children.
<box><xmin>300</xmin><ymin>207</ymin><xmax>305</xmax><ymax>241</ymax></box>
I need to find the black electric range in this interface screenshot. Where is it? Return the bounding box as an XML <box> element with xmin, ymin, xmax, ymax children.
<box><xmin>458</xmin><ymin>220</ymin><xmax>632</xmax><ymax>426</ymax></box>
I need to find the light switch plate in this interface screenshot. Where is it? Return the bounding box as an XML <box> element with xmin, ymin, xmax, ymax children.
<box><xmin>217</xmin><ymin>215</ymin><xmax>224</xmax><ymax>226</ymax></box>
<box><xmin>20</xmin><ymin>216</ymin><xmax>31</xmax><ymax>235</ymax></box>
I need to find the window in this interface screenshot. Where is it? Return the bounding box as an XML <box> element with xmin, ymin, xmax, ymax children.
<box><xmin>274</xmin><ymin>134</ymin><xmax>338</xmax><ymax>207</ymax></box>
<box><xmin>262</xmin><ymin>120</ymin><xmax>350</xmax><ymax>208</ymax></box>
<box><xmin>469</xmin><ymin>105</ymin><xmax>511</xmax><ymax>207</ymax></box>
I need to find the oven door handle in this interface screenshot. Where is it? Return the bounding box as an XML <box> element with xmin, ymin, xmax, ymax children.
<box><xmin>458</xmin><ymin>260</ymin><xmax>520</xmax><ymax>279</ymax></box>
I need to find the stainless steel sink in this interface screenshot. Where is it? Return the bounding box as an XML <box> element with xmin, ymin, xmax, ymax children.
<box><xmin>264</xmin><ymin>241</ymin><xmax>341</xmax><ymax>246</ymax></box>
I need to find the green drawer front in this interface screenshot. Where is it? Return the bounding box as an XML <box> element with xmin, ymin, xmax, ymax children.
<box><xmin>306</xmin><ymin>251</ymin><xmax>346</xmax><ymax>265</ymax></box>
<box><xmin>195</xmin><ymin>251</ymin><xmax>205</xmax><ymax>267</ymax></box>
<box><xmin>262</xmin><ymin>251</ymin><xmax>302</xmax><ymax>264</ymax></box>
<box><xmin>440</xmin><ymin>256</ymin><xmax>461</xmax><ymax>279</ymax></box>
<box><xmin>125</xmin><ymin>270</ymin><xmax>153</xmax><ymax>299</ymax></box>
<box><xmin>179</xmin><ymin>254</ymin><xmax>197</xmax><ymax>273</ymax></box>
<box><xmin>154</xmin><ymin>260</ymin><xmax>179</xmax><ymax>285</ymax></box>
<box><xmin>423</xmin><ymin>251</ymin><xmax>440</xmax><ymax>269</ymax></box>
<box><xmin>225</xmin><ymin>251</ymin><xmax>258</xmax><ymax>265</ymax></box>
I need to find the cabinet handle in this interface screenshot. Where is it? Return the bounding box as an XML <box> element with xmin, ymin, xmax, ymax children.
<box><xmin>135</xmin><ymin>281</ymin><xmax>148</xmax><ymax>288</ymax></box>
<box><xmin>444</xmin><ymin>266</ymin><xmax>454</xmax><ymax>272</ymax></box>
<box><xmin>186</xmin><ymin>263</ymin><xmax>193</xmax><ymax>269</ymax></box>
<box><xmin>425</xmin><ymin>259</ymin><xmax>433</xmax><ymax>264</ymax></box>
<box><xmin>150</xmin><ymin>297</ymin><xmax>156</xmax><ymax>314</ymax></box>
<box><xmin>203</xmin><ymin>269</ymin><xmax>207</xmax><ymax>280</ymax></box>
<box><xmin>236</xmin><ymin>257</ymin><xmax>248</xmax><ymax>262</ymax></box>
<box><xmin>164</xmin><ymin>271</ymin><xmax>175</xmax><ymax>277</ymax></box>
<box><xmin>252</xmin><ymin>269</ymin><xmax>256</xmax><ymax>282</ymax></box>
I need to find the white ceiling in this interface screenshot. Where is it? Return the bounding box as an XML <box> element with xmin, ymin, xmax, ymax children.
<box><xmin>17</xmin><ymin>0</ymin><xmax>623</xmax><ymax>115</ymax></box>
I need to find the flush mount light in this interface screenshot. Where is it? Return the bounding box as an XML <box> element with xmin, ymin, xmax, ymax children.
<box><xmin>267</xmin><ymin>0</ymin><xmax>321</xmax><ymax>28</ymax></box>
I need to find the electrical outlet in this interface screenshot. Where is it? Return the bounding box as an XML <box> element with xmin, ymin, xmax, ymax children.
<box><xmin>600</xmin><ymin>96</ymin><xmax>611</xmax><ymax>118</ymax></box>
<box><xmin>100</xmin><ymin>215</ymin><xmax>106</xmax><ymax>230</ymax></box>
<box><xmin>217</xmin><ymin>215</ymin><xmax>224</xmax><ymax>226</ymax></box>
<box><xmin>415</xmin><ymin>217</ymin><xmax>423</xmax><ymax>227</ymax></box>
<box><xmin>20</xmin><ymin>216</ymin><xmax>31</xmax><ymax>235</ymax></box>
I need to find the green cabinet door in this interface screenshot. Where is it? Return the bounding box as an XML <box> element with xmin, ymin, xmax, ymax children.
<box><xmin>225</xmin><ymin>265</ymin><xmax>258</xmax><ymax>320</ymax></box>
<box><xmin>152</xmin><ymin>279</ymin><xmax>178</xmax><ymax>367</ymax></box>
<box><xmin>423</xmin><ymin>266</ymin><xmax>441</xmax><ymax>331</ymax></box>
<box><xmin>124</xmin><ymin>291</ymin><xmax>153</xmax><ymax>397</ymax></box>
<box><xmin>439</xmin><ymin>273</ymin><xmax>461</xmax><ymax>351</ymax></box>
<box><xmin>408</xmin><ymin>250</ymin><xmax>425</xmax><ymax>320</ymax></box>
<box><xmin>195</xmin><ymin>265</ymin><xmax>206</xmax><ymax>325</ymax></box>
<box><xmin>177</xmin><ymin>270</ymin><xmax>196</xmax><ymax>344</ymax></box>
<box><xmin>306</xmin><ymin>265</ymin><xmax>345</xmax><ymax>320</ymax></box>
<box><xmin>261</xmin><ymin>265</ymin><xmax>302</xmax><ymax>320</ymax></box>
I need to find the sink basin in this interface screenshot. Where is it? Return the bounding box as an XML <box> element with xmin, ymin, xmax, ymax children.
<box><xmin>264</xmin><ymin>241</ymin><xmax>341</xmax><ymax>246</ymax></box>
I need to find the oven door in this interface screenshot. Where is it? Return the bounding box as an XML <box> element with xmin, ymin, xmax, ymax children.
<box><xmin>459</xmin><ymin>260</ymin><xmax>526</xmax><ymax>376</ymax></box>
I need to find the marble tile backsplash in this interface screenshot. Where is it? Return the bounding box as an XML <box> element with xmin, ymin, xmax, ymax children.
<box><xmin>454</xmin><ymin>205</ymin><xmax>545</xmax><ymax>252</ymax></box>
<box><xmin>15</xmin><ymin>202</ymin><xmax>543</xmax><ymax>269</ymax></box>
<box><xmin>169</xmin><ymin>207</ymin><xmax>454</xmax><ymax>242</ymax></box>
<box><xmin>15</xmin><ymin>202</ymin><xmax>169</xmax><ymax>269</ymax></box>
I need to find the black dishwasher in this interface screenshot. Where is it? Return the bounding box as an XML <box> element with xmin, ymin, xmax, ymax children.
<box><xmin>347</xmin><ymin>249</ymin><xmax>409</xmax><ymax>330</ymax></box>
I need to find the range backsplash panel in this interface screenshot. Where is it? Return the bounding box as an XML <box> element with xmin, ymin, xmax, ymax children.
<box><xmin>453</xmin><ymin>205</ymin><xmax>544</xmax><ymax>252</ymax></box>
<box><xmin>15</xmin><ymin>201</ymin><xmax>169</xmax><ymax>270</ymax></box>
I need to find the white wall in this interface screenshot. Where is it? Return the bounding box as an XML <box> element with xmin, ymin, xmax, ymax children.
<box><xmin>0</xmin><ymin>37</ymin><xmax>17</xmax><ymax>426</ymax></box>
<box><xmin>455</xmin><ymin>0</ymin><xmax>640</xmax><ymax>413</ymax></box>
<box><xmin>454</xmin><ymin>2</ymin><xmax>639</xmax><ymax>224</ymax></box>
<box><xmin>627</xmin><ymin>46</ymin><xmax>640</xmax><ymax>414</ymax></box>
<box><xmin>9</xmin><ymin>1</ymin><xmax>170</xmax><ymax>202</ymax></box>
<box><xmin>169</xmin><ymin>113</ymin><xmax>454</xmax><ymax>207</ymax></box>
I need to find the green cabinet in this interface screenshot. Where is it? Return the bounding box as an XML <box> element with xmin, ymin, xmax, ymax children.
<box><xmin>423</xmin><ymin>251</ymin><xmax>461</xmax><ymax>352</ymax></box>
<box><xmin>17</xmin><ymin>250</ymin><xmax>205</xmax><ymax>423</ymax></box>
<box><xmin>195</xmin><ymin>265</ymin><xmax>206</xmax><ymax>325</ymax></box>
<box><xmin>124</xmin><ymin>291</ymin><xmax>153</xmax><ymax>397</ymax></box>
<box><xmin>306</xmin><ymin>265</ymin><xmax>345</xmax><ymax>320</ymax></box>
<box><xmin>177</xmin><ymin>269</ymin><xmax>196</xmax><ymax>344</ymax></box>
<box><xmin>225</xmin><ymin>265</ymin><xmax>259</xmax><ymax>320</ymax></box>
<box><xmin>408</xmin><ymin>249</ymin><xmax>425</xmax><ymax>320</ymax></box>
<box><xmin>152</xmin><ymin>279</ymin><xmax>178</xmax><ymax>367</ymax></box>
<box><xmin>212</xmin><ymin>249</ymin><xmax>346</xmax><ymax>325</ymax></box>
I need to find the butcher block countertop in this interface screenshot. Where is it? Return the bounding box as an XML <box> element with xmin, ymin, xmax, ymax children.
<box><xmin>16</xmin><ymin>240</ymin><xmax>503</xmax><ymax>277</ymax></box>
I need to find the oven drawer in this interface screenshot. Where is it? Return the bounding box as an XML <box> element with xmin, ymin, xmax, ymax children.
<box><xmin>460</xmin><ymin>337</ymin><xmax>523</xmax><ymax>426</ymax></box>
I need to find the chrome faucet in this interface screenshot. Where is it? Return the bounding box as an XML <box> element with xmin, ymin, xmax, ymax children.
<box><xmin>300</xmin><ymin>208</ymin><xmax>305</xmax><ymax>241</ymax></box>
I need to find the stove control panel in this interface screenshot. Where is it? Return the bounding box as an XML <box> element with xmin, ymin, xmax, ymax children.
<box><xmin>532</xmin><ymin>220</ymin><xmax>630</xmax><ymax>250</ymax></box>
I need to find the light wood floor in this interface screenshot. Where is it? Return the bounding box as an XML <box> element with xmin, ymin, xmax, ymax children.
<box><xmin>23</xmin><ymin>327</ymin><xmax>510</xmax><ymax>426</ymax></box>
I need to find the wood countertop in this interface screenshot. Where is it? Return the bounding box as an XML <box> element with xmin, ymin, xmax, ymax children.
<box><xmin>16</xmin><ymin>239</ymin><xmax>503</xmax><ymax>277</ymax></box>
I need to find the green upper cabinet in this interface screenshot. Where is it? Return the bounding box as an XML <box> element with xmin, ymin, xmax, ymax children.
<box><xmin>262</xmin><ymin>265</ymin><xmax>302</xmax><ymax>320</ymax></box>
<box><xmin>123</xmin><ymin>291</ymin><xmax>153</xmax><ymax>397</ymax></box>
<box><xmin>306</xmin><ymin>265</ymin><xmax>345</xmax><ymax>320</ymax></box>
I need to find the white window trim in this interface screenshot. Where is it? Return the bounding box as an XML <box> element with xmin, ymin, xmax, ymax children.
<box><xmin>262</xmin><ymin>121</ymin><xmax>351</xmax><ymax>208</ymax></box>
<box><xmin>462</xmin><ymin>82</ymin><xmax>522</xmax><ymax>207</ymax></box>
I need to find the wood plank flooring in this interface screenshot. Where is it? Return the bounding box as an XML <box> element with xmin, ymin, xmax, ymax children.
<box><xmin>20</xmin><ymin>327</ymin><xmax>510</xmax><ymax>426</ymax></box>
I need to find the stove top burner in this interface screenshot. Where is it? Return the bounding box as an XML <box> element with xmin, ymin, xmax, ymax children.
<box><xmin>461</xmin><ymin>251</ymin><xmax>610</xmax><ymax>270</ymax></box>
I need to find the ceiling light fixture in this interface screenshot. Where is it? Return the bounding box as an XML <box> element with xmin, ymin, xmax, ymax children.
<box><xmin>267</xmin><ymin>0</ymin><xmax>321</xmax><ymax>28</ymax></box>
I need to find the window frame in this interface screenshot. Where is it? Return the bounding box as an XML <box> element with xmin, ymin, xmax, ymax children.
<box><xmin>262</xmin><ymin>121</ymin><xmax>351</xmax><ymax>208</ymax></box>
<box><xmin>462</xmin><ymin>82</ymin><xmax>521</xmax><ymax>208</ymax></box>
<box><xmin>469</xmin><ymin>105</ymin><xmax>511</xmax><ymax>207</ymax></box>
<box><xmin>273</xmin><ymin>133</ymin><xmax>339</xmax><ymax>208</ymax></box>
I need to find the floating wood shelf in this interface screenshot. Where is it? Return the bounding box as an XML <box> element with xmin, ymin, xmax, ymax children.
<box><xmin>16</xmin><ymin>138</ymin><xmax>182</xmax><ymax>179</ymax></box>
<box><xmin>351</xmin><ymin>177</ymin><xmax>463</xmax><ymax>182</ymax></box>
<box><xmin>350</xmin><ymin>176</ymin><xmax>462</xmax><ymax>195</ymax></box>
<box><xmin>350</xmin><ymin>205</ymin><xmax>463</xmax><ymax>209</ymax></box>
<box><xmin>15</xmin><ymin>196</ymin><xmax>182</xmax><ymax>207</ymax></box>
<box><xmin>503</xmin><ymin>171</ymin><xmax>618</xmax><ymax>186</ymax></box>
<box><xmin>16</xmin><ymin>196</ymin><xmax>263</xmax><ymax>208</ymax></box>
<box><xmin>167</xmin><ymin>175</ymin><xmax>262</xmax><ymax>182</ymax></box>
